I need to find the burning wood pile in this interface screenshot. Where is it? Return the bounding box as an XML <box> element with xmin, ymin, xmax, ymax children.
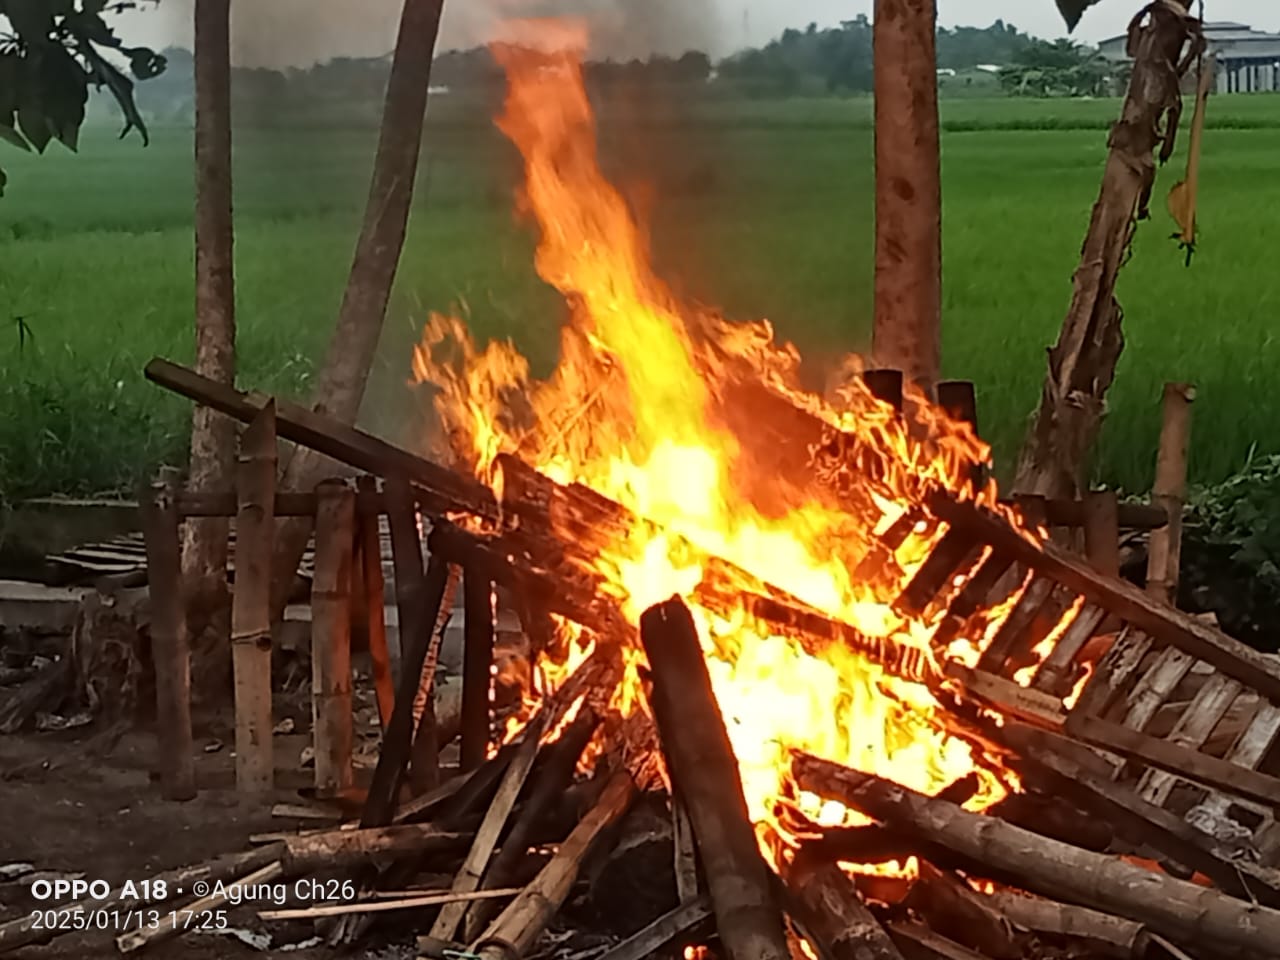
<box><xmin>10</xmin><ymin>25</ymin><xmax>1280</xmax><ymax>960</ymax></box>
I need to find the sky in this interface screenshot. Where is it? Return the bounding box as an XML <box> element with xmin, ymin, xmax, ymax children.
<box><xmin>113</xmin><ymin>0</ymin><xmax>1280</xmax><ymax>68</ymax></box>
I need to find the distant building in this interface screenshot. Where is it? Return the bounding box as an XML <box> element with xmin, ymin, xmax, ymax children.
<box><xmin>1098</xmin><ymin>21</ymin><xmax>1280</xmax><ymax>93</ymax></box>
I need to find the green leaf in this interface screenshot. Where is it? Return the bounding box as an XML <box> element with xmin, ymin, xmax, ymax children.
<box><xmin>0</xmin><ymin>122</ymin><xmax>30</xmax><ymax>151</ymax></box>
<box><xmin>0</xmin><ymin>165</ymin><xmax>7</xmax><ymax>198</ymax></box>
<box><xmin>81</xmin><ymin>43</ymin><xmax>149</xmax><ymax>145</ymax></box>
<box><xmin>16</xmin><ymin>102</ymin><xmax>51</xmax><ymax>152</ymax></box>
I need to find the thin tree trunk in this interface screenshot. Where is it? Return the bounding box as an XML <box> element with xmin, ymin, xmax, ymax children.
<box><xmin>185</xmin><ymin>0</ymin><xmax>236</xmax><ymax>685</ymax></box>
<box><xmin>873</xmin><ymin>0</ymin><xmax>941</xmax><ymax>394</ymax></box>
<box><xmin>270</xmin><ymin>0</ymin><xmax>447</xmax><ymax>613</ymax></box>
<box><xmin>1014</xmin><ymin>3</ymin><xmax>1197</xmax><ymax>499</ymax></box>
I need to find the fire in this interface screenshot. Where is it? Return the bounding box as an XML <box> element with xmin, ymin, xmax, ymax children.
<box><xmin>413</xmin><ymin>23</ymin><xmax>1040</xmax><ymax>873</ymax></box>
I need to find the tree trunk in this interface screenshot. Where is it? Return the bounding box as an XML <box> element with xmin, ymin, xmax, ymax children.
<box><xmin>185</xmin><ymin>0</ymin><xmax>236</xmax><ymax>683</ymax></box>
<box><xmin>1014</xmin><ymin>3</ymin><xmax>1197</xmax><ymax>498</ymax></box>
<box><xmin>270</xmin><ymin>0</ymin><xmax>447</xmax><ymax>612</ymax></box>
<box><xmin>872</xmin><ymin>0</ymin><xmax>942</xmax><ymax>394</ymax></box>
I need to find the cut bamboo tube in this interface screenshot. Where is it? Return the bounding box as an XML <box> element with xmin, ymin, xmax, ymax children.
<box><xmin>140</xmin><ymin>471</ymin><xmax>196</xmax><ymax>801</ymax></box>
<box><xmin>231</xmin><ymin>400</ymin><xmax>277</xmax><ymax>793</ymax></box>
<box><xmin>1146</xmin><ymin>383</ymin><xmax>1195</xmax><ymax>603</ymax></box>
<box><xmin>312</xmin><ymin>480</ymin><xmax>356</xmax><ymax>798</ymax></box>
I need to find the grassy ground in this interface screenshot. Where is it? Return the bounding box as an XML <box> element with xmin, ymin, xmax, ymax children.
<box><xmin>2</xmin><ymin>93</ymin><xmax>1279</xmax><ymax>502</ymax></box>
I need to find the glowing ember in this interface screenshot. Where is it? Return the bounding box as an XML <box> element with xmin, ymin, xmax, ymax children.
<box><xmin>413</xmin><ymin>20</ymin><xmax>1054</xmax><ymax>874</ymax></box>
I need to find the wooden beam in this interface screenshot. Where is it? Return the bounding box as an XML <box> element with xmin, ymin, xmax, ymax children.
<box><xmin>145</xmin><ymin>357</ymin><xmax>496</xmax><ymax>520</ymax></box>
<box><xmin>460</xmin><ymin>567</ymin><xmax>495</xmax><ymax>772</ymax></box>
<box><xmin>355</xmin><ymin>476</ymin><xmax>394</xmax><ymax>729</ymax></box>
<box><xmin>639</xmin><ymin>597</ymin><xmax>791</xmax><ymax>960</ymax></box>
<box><xmin>312</xmin><ymin>481</ymin><xmax>355</xmax><ymax>799</ymax></box>
<box><xmin>1146</xmin><ymin>384</ymin><xmax>1195</xmax><ymax>603</ymax></box>
<box><xmin>140</xmin><ymin>474</ymin><xmax>196</xmax><ymax>801</ymax></box>
<box><xmin>932</xmin><ymin>494</ymin><xmax>1280</xmax><ymax>703</ymax></box>
<box><xmin>231</xmin><ymin>400</ymin><xmax>276</xmax><ymax>793</ymax></box>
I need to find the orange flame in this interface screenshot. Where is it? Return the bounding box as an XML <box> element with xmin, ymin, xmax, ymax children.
<box><xmin>414</xmin><ymin>25</ymin><xmax>1043</xmax><ymax>873</ymax></box>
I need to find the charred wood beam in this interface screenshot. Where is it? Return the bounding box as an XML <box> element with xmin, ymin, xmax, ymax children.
<box><xmin>903</xmin><ymin>862</ymin><xmax>1024</xmax><ymax>960</ymax></box>
<box><xmin>792</xmin><ymin>752</ymin><xmax>1280</xmax><ymax>955</ymax></box>
<box><xmin>145</xmin><ymin>357</ymin><xmax>497</xmax><ymax>521</ymax></box>
<box><xmin>780</xmin><ymin>849</ymin><xmax>904</xmax><ymax>960</ymax></box>
<box><xmin>639</xmin><ymin>597</ymin><xmax>792</xmax><ymax>960</ymax></box>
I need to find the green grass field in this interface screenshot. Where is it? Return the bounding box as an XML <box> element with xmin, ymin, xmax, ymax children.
<box><xmin>3</xmin><ymin>93</ymin><xmax>1280</xmax><ymax>503</ymax></box>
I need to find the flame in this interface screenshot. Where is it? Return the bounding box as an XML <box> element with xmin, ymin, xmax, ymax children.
<box><xmin>414</xmin><ymin>26</ymin><xmax>1053</xmax><ymax>874</ymax></box>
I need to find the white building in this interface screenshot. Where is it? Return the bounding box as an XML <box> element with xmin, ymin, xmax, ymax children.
<box><xmin>1098</xmin><ymin>21</ymin><xmax>1280</xmax><ymax>94</ymax></box>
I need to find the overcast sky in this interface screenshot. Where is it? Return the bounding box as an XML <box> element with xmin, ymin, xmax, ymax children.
<box><xmin>115</xmin><ymin>1</ymin><xmax>1280</xmax><ymax>67</ymax></box>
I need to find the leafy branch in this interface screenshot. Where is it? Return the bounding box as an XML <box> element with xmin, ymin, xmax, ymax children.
<box><xmin>0</xmin><ymin>0</ymin><xmax>167</xmax><ymax>197</ymax></box>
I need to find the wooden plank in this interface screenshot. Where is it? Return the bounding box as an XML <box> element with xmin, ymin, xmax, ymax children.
<box><xmin>1032</xmin><ymin>603</ymin><xmax>1106</xmax><ymax>696</ymax></box>
<box><xmin>975</xmin><ymin>575</ymin><xmax>1054</xmax><ymax>674</ymax></box>
<box><xmin>1146</xmin><ymin>384</ymin><xmax>1195</xmax><ymax>603</ymax></box>
<box><xmin>1198</xmin><ymin>702</ymin><xmax>1280</xmax><ymax>819</ymax></box>
<box><xmin>1136</xmin><ymin>675</ymin><xmax>1242</xmax><ymax>807</ymax></box>
<box><xmin>312</xmin><ymin>481</ymin><xmax>355</xmax><ymax>799</ymax></box>
<box><xmin>176</xmin><ymin>489</ymin><xmax>384</xmax><ymax>517</ymax></box>
<box><xmin>997</xmin><ymin>499</ymin><xmax>1168</xmax><ymax>531</ymax></box>
<box><xmin>1069</xmin><ymin>629</ymin><xmax>1153</xmax><ymax>718</ymax></box>
<box><xmin>894</xmin><ymin>527</ymin><xmax>981</xmax><ymax>618</ymax></box>
<box><xmin>1121</xmin><ymin>648</ymin><xmax>1196</xmax><ymax>733</ymax></box>
<box><xmin>1082</xmin><ymin>490</ymin><xmax>1121</xmax><ymax>577</ymax></box>
<box><xmin>596</xmin><ymin>898</ymin><xmax>713</xmax><ymax>960</ymax></box>
<box><xmin>932</xmin><ymin>494</ymin><xmax>1280</xmax><ymax>703</ymax></box>
<box><xmin>929</xmin><ymin>551</ymin><xmax>1016</xmax><ymax>650</ymax></box>
<box><xmin>1066</xmin><ymin>711</ymin><xmax>1280</xmax><ymax>811</ymax></box>
<box><xmin>460</xmin><ymin>566</ymin><xmax>495</xmax><ymax>772</ymax></box>
<box><xmin>231</xmin><ymin>401</ymin><xmax>276</xmax><ymax>793</ymax></box>
<box><xmin>146</xmin><ymin>357</ymin><xmax>497</xmax><ymax>521</ymax></box>
<box><xmin>356</xmin><ymin>477</ymin><xmax>394</xmax><ymax>728</ymax></box>
<box><xmin>140</xmin><ymin>475</ymin><xmax>196</xmax><ymax>801</ymax></box>
<box><xmin>945</xmin><ymin>663</ymin><xmax>1066</xmax><ymax>728</ymax></box>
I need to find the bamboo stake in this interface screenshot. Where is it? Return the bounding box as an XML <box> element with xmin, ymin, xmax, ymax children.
<box><xmin>429</xmin><ymin>712</ymin><xmax>548</xmax><ymax>943</ymax></box>
<box><xmin>792</xmin><ymin>752</ymin><xmax>1280</xmax><ymax>955</ymax></box>
<box><xmin>140</xmin><ymin>471</ymin><xmax>196</xmax><ymax>801</ymax></box>
<box><xmin>357</xmin><ymin>475</ymin><xmax>395</xmax><ymax>728</ymax></box>
<box><xmin>1146</xmin><ymin>383</ymin><xmax>1195</xmax><ymax>603</ymax></box>
<box><xmin>460</xmin><ymin>566</ymin><xmax>495</xmax><ymax>772</ymax></box>
<box><xmin>1084</xmin><ymin>489</ymin><xmax>1121</xmax><ymax>578</ymax></box>
<box><xmin>470</xmin><ymin>771</ymin><xmax>637</xmax><ymax>959</ymax></box>
<box><xmin>639</xmin><ymin>597</ymin><xmax>792</xmax><ymax>960</ymax></box>
<box><xmin>260</xmin><ymin>887</ymin><xmax>521</xmax><ymax>921</ymax></box>
<box><xmin>312</xmin><ymin>480</ymin><xmax>356</xmax><ymax>798</ymax></box>
<box><xmin>231</xmin><ymin>400</ymin><xmax>276</xmax><ymax>793</ymax></box>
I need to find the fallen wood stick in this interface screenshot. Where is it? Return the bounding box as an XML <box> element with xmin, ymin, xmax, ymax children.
<box><xmin>596</xmin><ymin>897</ymin><xmax>714</xmax><ymax>960</ymax></box>
<box><xmin>987</xmin><ymin>890</ymin><xmax>1150</xmax><ymax>958</ymax></box>
<box><xmin>885</xmin><ymin>921</ymin><xmax>992</xmax><ymax>960</ymax></box>
<box><xmin>279</xmin><ymin>822</ymin><xmax>469</xmax><ymax>871</ymax></box>
<box><xmin>904</xmin><ymin>862</ymin><xmax>1022</xmax><ymax>960</ymax></box>
<box><xmin>116</xmin><ymin>861</ymin><xmax>285</xmax><ymax>953</ymax></box>
<box><xmin>0</xmin><ymin>844</ymin><xmax>285</xmax><ymax>955</ymax></box>
<box><xmin>259</xmin><ymin>886</ymin><xmax>521</xmax><ymax>921</ymax></box>
<box><xmin>639</xmin><ymin>597</ymin><xmax>791</xmax><ymax>960</ymax></box>
<box><xmin>780</xmin><ymin>848</ymin><xmax>903</xmax><ymax>960</ymax></box>
<box><xmin>461</xmin><ymin>707</ymin><xmax>600</xmax><ymax>942</ymax></box>
<box><xmin>428</xmin><ymin>711</ymin><xmax>548</xmax><ymax>943</ymax></box>
<box><xmin>792</xmin><ymin>752</ymin><xmax>1280</xmax><ymax>955</ymax></box>
<box><xmin>469</xmin><ymin>770</ymin><xmax>637</xmax><ymax>959</ymax></box>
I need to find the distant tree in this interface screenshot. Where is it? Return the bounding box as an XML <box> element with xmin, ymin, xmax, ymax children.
<box><xmin>0</xmin><ymin>0</ymin><xmax>167</xmax><ymax>196</ymax></box>
<box><xmin>1000</xmin><ymin>39</ymin><xmax>1117</xmax><ymax>97</ymax></box>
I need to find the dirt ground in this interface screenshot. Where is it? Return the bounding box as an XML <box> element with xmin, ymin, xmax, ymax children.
<box><xmin>0</xmin><ymin>711</ymin><xmax>416</xmax><ymax>960</ymax></box>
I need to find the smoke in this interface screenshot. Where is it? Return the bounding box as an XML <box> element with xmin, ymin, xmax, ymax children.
<box><xmin>124</xmin><ymin>0</ymin><xmax>719</xmax><ymax>68</ymax></box>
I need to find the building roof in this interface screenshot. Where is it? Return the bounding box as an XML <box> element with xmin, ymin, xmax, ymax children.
<box><xmin>1099</xmin><ymin>21</ymin><xmax>1280</xmax><ymax>61</ymax></box>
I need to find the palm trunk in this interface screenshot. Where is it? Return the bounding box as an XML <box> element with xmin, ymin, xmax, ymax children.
<box><xmin>1013</xmin><ymin>3</ymin><xmax>1197</xmax><ymax>498</ymax></box>
<box><xmin>872</xmin><ymin>0</ymin><xmax>942</xmax><ymax>395</ymax></box>
<box><xmin>270</xmin><ymin>0</ymin><xmax>446</xmax><ymax>612</ymax></box>
<box><xmin>185</xmin><ymin>0</ymin><xmax>236</xmax><ymax>683</ymax></box>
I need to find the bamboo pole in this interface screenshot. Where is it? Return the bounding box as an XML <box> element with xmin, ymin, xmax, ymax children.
<box><xmin>461</xmin><ymin>566</ymin><xmax>495</xmax><ymax>772</ymax></box>
<box><xmin>471</xmin><ymin>771</ymin><xmax>637</xmax><ymax>958</ymax></box>
<box><xmin>312</xmin><ymin>480</ymin><xmax>355</xmax><ymax>798</ymax></box>
<box><xmin>356</xmin><ymin>475</ymin><xmax>394</xmax><ymax>727</ymax></box>
<box><xmin>1146</xmin><ymin>383</ymin><xmax>1195</xmax><ymax>603</ymax></box>
<box><xmin>791</xmin><ymin>752</ymin><xmax>1280</xmax><ymax>955</ymax></box>
<box><xmin>1084</xmin><ymin>489</ymin><xmax>1121</xmax><ymax>578</ymax></box>
<box><xmin>231</xmin><ymin>400</ymin><xmax>276</xmax><ymax>793</ymax></box>
<box><xmin>639</xmin><ymin>597</ymin><xmax>792</xmax><ymax>960</ymax></box>
<box><xmin>140</xmin><ymin>471</ymin><xmax>196</xmax><ymax>801</ymax></box>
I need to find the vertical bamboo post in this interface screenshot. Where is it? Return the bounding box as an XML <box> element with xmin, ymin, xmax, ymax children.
<box><xmin>937</xmin><ymin>379</ymin><xmax>983</xmax><ymax>492</ymax></box>
<box><xmin>140</xmin><ymin>471</ymin><xmax>196</xmax><ymax>801</ymax></box>
<box><xmin>312</xmin><ymin>480</ymin><xmax>355</xmax><ymax>798</ymax></box>
<box><xmin>1084</xmin><ymin>489</ymin><xmax>1121</xmax><ymax>578</ymax></box>
<box><xmin>384</xmin><ymin>475</ymin><xmax>439</xmax><ymax>795</ymax></box>
<box><xmin>356</xmin><ymin>476</ymin><xmax>395</xmax><ymax>729</ymax></box>
<box><xmin>1146</xmin><ymin>383</ymin><xmax>1195</xmax><ymax>604</ymax></box>
<box><xmin>231</xmin><ymin>400</ymin><xmax>276</xmax><ymax>793</ymax></box>
<box><xmin>460</xmin><ymin>566</ymin><xmax>495</xmax><ymax>772</ymax></box>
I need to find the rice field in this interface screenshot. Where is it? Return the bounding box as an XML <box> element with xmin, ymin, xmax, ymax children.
<box><xmin>3</xmin><ymin>92</ymin><xmax>1280</xmax><ymax>503</ymax></box>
